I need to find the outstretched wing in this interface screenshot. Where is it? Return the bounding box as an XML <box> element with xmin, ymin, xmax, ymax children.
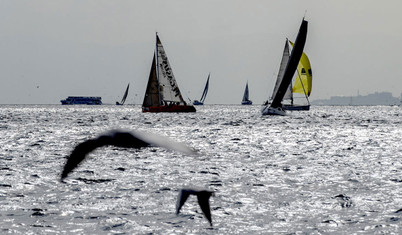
<box><xmin>61</xmin><ymin>129</ymin><xmax>198</xmax><ymax>181</ymax></box>
<box><xmin>197</xmin><ymin>192</ymin><xmax>213</xmax><ymax>226</ymax></box>
<box><xmin>176</xmin><ymin>189</ymin><xmax>192</xmax><ymax>214</ymax></box>
<box><xmin>61</xmin><ymin>138</ymin><xmax>110</xmax><ymax>180</ymax></box>
<box><xmin>132</xmin><ymin>130</ymin><xmax>196</xmax><ymax>155</ymax></box>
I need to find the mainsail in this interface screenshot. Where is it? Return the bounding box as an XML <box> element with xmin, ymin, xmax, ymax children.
<box><xmin>271</xmin><ymin>39</ymin><xmax>292</xmax><ymax>101</ymax></box>
<box><xmin>242</xmin><ymin>82</ymin><xmax>250</xmax><ymax>102</ymax></box>
<box><xmin>117</xmin><ymin>83</ymin><xmax>130</xmax><ymax>105</ymax></box>
<box><xmin>156</xmin><ymin>35</ymin><xmax>185</xmax><ymax>104</ymax></box>
<box><xmin>199</xmin><ymin>73</ymin><xmax>210</xmax><ymax>103</ymax></box>
<box><xmin>241</xmin><ymin>82</ymin><xmax>252</xmax><ymax>105</ymax></box>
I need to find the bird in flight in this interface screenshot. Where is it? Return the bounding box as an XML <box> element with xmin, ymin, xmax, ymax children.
<box><xmin>176</xmin><ymin>188</ymin><xmax>214</xmax><ymax>226</ymax></box>
<box><xmin>60</xmin><ymin>129</ymin><xmax>196</xmax><ymax>180</ymax></box>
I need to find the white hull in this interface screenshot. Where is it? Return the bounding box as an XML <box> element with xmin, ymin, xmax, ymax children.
<box><xmin>261</xmin><ymin>105</ymin><xmax>287</xmax><ymax>116</ymax></box>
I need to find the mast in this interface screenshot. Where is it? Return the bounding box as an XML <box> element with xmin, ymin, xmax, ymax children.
<box><xmin>155</xmin><ymin>33</ymin><xmax>162</xmax><ymax>105</ymax></box>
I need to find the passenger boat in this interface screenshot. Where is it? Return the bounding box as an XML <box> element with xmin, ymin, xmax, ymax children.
<box><xmin>60</xmin><ymin>96</ymin><xmax>102</xmax><ymax>105</ymax></box>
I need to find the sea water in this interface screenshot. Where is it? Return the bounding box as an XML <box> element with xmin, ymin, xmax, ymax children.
<box><xmin>0</xmin><ymin>104</ymin><xmax>401</xmax><ymax>234</ymax></box>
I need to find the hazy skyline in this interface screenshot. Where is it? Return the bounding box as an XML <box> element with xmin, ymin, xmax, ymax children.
<box><xmin>1</xmin><ymin>0</ymin><xmax>401</xmax><ymax>104</ymax></box>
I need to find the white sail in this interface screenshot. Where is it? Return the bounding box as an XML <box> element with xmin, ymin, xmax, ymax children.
<box><xmin>271</xmin><ymin>39</ymin><xmax>291</xmax><ymax>101</ymax></box>
<box><xmin>156</xmin><ymin>36</ymin><xmax>185</xmax><ymax>104</ymax></box>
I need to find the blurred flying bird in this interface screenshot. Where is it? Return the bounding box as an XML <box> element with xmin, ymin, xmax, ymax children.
<box><xmin>176</xmin><ymin>188</ymin><xmax>214</xmax><ymax>226</ymax></box>
<box><xmin>60</xmin><ymin>129</ymin><xmax>195</xmax><ymax>180</ymax></box>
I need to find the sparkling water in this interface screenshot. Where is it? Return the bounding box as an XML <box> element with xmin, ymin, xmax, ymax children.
<box><xmin>0</xmin><ymin>105</ymin><xmax>401</xmax><ymax>234</ymax></box>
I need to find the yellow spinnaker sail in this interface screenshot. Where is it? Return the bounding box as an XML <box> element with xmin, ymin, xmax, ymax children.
<box><xmin>289</xmin><ymin>41</ymin><xmax>312</xmax><ymax>96</ymax></box>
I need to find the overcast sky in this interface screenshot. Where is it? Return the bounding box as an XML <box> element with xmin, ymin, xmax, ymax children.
<box><xmin>1</xmin><ymin>0</ymin><xmax>401</xmax><ymax>104</ymax></box>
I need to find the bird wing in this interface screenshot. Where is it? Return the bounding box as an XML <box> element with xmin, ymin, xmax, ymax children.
<box><xmin>61</xmin><ymin>130</ymin><xmax>150</xmax><ymax>180</ymax></box>
<box><xmin>197</xmin><ymin>193</ymin><xmax>212</xmax><ymax>226</ymax></box>
<box><xmin>61</xmin><ymin>129</ymin><xmax>196</xmax><ymax>180</ymax></box>
<box><xmin>61</xmin><ymin>138</ymin><xmax>107</xmax><ymax>180</ymax></box>
<box><xmin>131</xmin><ymin>130</ymin><xmax>196</xmax><ymax>155</ymax></box>
<box><xmin>176</xmin><ymin>189</ymin><xmax>191</xmax><ymax>214</ymax></box>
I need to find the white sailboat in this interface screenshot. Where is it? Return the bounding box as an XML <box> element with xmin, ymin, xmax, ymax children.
<box><xmin>241</xmin><ymin>82</ymin><xmax>252</xmax><ymax>105</ymax></box>
<box><xmin>142</xmin><ymin>34</ymin><xmax>196</xmax><ymax>113</ymax></box>
<box><xmin>261</xmin><ymin>19</ymin><xmax>308</xmax><ymax>116</ymax></box>
<box><xmin>193</xmin><ymin>73</ymin><xmax>210</xmax><ymax>105</ymax></box>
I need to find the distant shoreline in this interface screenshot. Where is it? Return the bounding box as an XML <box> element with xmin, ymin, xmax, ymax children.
<box><xmin>311</xmin><ymin>92</ymin><xmax>401</xmax><ymax>106</ymax></box>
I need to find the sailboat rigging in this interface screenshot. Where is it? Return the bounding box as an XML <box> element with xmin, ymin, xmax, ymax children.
<box><xmin>193</xmin><ymin>73</ymin><xmax>210</xmax><ymax>105</ymax></box>
<box><xmin>142</xmin><ymin>34</ymin><xmax>196</xmax><ymax>113</ymax></box>
<box><xmin>241</xmin><ymin>81</ymin><xmax>252</xmax><ymax>105</ymax></box>
<box><xmin>282</xmin><ymin>40</ymin><xmax>312</xmax><ymax>110</ymax></box>
<box><xmin>116</xmin><ymin>83</ymin><xmax>130</xmax><ymax>105</ymax></box>
<box><xmin>262</xmin><ymin>19</ymin><xmax>308</xmax><ymax>115</ymax></box>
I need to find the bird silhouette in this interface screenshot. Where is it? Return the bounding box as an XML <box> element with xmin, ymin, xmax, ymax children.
<box><xmin>61</xmin><ymin>129</ymin><xmax>196</xmax><ymax>180</ymax></box>
<box><xmin>176</xmin><ymin>188</ymin><xmax>214</xmax><ymax>226</ymax></box>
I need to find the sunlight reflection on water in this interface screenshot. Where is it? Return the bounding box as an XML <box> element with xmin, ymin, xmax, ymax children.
<box><xmin>0</xmin><ymin>104</ymin><xmax>401</xmax><ymax>234</ymax></box>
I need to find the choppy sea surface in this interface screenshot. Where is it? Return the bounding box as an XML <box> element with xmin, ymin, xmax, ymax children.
<box><xmin>0</xmin><ymin>104</ymin><xmax>401</xmax><ymax>234</ymax></box>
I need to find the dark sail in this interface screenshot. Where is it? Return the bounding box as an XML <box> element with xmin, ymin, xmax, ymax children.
<box><xmin>270</xmin><ymin>19</ymin><xmax>308</xmax><ymax>108</ymax></box>
<box><xmin>142</xmin><ymin>53</ymin><xmax>160</xmax><ymax>107</ymax></box>
<box><xmin>118</xmin><ymin>83</ymin><xmax>130</xmax><ymax>105</ymax></box>
<box><xmin>200</xmin><ymin>73</ymin><xmax>210</xmax><ymax>103</ymax></box>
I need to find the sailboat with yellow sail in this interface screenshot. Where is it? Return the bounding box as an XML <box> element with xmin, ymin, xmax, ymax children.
<box><xmin>262</xmin><ymin>19</ymin><xmax>308</xmax><ymax>115</ymax></box>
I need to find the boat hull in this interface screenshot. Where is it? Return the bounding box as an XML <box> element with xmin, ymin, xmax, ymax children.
<box><xmin>283</xmin><ymin>104</ymin><xmax>310</xmax><ymax>111</ymax></box>
<box><xmin>61</xmin><ymin>96</ymin><xmax>102</xmax><ymax>105</ymax></box>
<box><xmin>241</xmin><ymin>101</ymin><xmax>253</xmax><ymax>105</ymax></box>
<box><xmin>261</xmin><ymin>105</ymin><xmax>286</xmax><ymax>116</ymax></box>
<box><xmin>193</xmin><ymin>100</ymin><xmax>204</xmax><ymax>105</ymax></box>
<box><xmin>142</xmin><ymin>105</ymin><xmax>196</xmax><ymax>113</ymax></box>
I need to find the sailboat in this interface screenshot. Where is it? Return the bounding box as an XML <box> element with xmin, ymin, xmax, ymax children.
<box><xmin>116</xmin><ymin>83</ymin><xmax>130</xmax><ymax>105</ymax></box>
<box><xmin>282</xmin><ymin>40</ymin><xmax>312</xmax><ymax>110</ymax></box>
<box><xmin>261</xmin><ymin>19</ymin><xmax>308</xmax><ymax>115</ymax></box>
<box><xmin>241</xmin><ymin>82</ymin><xmax>253</xmax><ymax>105</ymax></box>
<box><xmin>142</xmin><ymin>34</ymin><xmax>196</xmax><ymax>113</ymax></box>
<box><xmin>193</xmin><ymin>73</ymin><xmax>210</xmax><ymax>105</ymax></box>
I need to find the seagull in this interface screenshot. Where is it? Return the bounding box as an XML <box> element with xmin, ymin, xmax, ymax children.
<box><xmin>176</xmin><ymin>188</ymin><xmax>214</xmax><ymax>226</ymax></box>
<box><xmin>61</xmin><ymin>129</ymin><xmax>196</xmax><ymax>180</ymax></box>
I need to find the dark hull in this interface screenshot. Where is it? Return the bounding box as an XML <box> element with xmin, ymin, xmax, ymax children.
<box><xmin>61</xmin><ymin>96</ymin><xmax>102</xmax><ymax>105</ymax></box>
<box><xmin>193</xmin><ymin>100</ymin><xmax>204</xmax><ymax>105</ymax></box>
<box><xmin>283</xmin><ymin>104</ymin><xmax>310</xmax><ymax>111</ymax></box>
<box><xmin>142</xmin><ymin>105</ymin><xmax>196</xmax><ymax>113</ymax></box>
<box><xmin>241</xmin><ymin>101</ymin><xmax>253</xmax><ymax>105</ymax></box>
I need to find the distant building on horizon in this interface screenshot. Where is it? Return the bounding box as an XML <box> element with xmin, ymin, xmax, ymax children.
<box><xmin>311</xmin><ymin>92</ymin><xmax>401</xmax><ymax>106</ymax></box>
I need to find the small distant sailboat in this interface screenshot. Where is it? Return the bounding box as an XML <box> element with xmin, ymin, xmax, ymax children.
<box><xmin>241</xmin><ymin>82</ymin><xmax>252</xmax><ymax>105</ymax></box>
<box><xmin>116</xmin><ymin>83</ymin><xmax>130</xmax><ymax>105</ymax></box>
<box><xmin>262</xmin><ymin>19</ymin><xmax>308</xmax><ymax>115</ymax></box>
<box><xmin>142</xmin><ymin>34</ymin><xmax>196</xmax><ymax>113</ymax></box>
<box><xmin>193</xmin><ymin>73</ymin><xmax>210</xmax><ymax>105</ymax></box>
